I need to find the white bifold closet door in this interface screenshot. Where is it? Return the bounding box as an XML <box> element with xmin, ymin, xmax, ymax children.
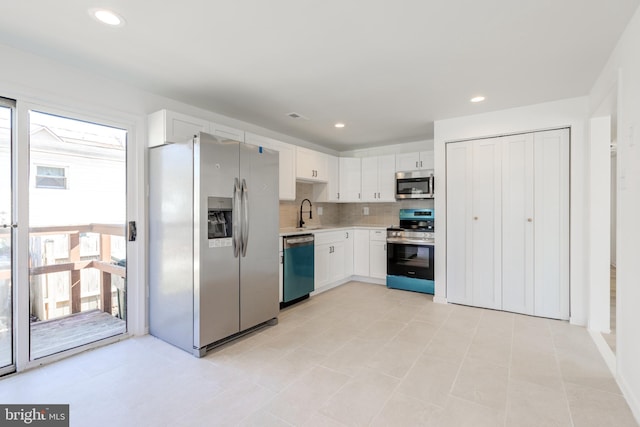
<box><xmin>446</xmin><ymin>128</ymin><xmax>569</xmax><ymax>320</ymax></box>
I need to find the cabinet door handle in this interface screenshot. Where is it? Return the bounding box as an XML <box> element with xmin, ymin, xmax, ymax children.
<box><xmin>384</xmin><ymin>244</ymin><xmax>386</xmax><ymax>251</ymax></box>
<box><xmin>416</xmin><ymin>161</ymin><xmax>419</xmax><ymax>168</ymax></box>
<box><xmin>420</xmin><ymin>160</ymin><xmax>423</xmax><ymax>167</ymax></box>
<box><xmin>474</xmin><ymin>216</ymin><xmax>478</xmax><ymax>220</ymax></box>
<box><xmin>378</xmin><ymin>192</ymin><xmax>381</xmax><ymax>199</ymax></box>
<box><xmin>358</xmin><ymin>193</ymin><xmax>361</xmax><ymax>199</ymax></box>
<box><xmin>337</xmin><ymin>192</ymin><xmax>340</xmax><ymax>199</ymax></box>
<box><xmin>346</xmin><ymin>232</ymin><xmax>349</xmax><ymax>239</ymax></box>
<box><xmin>527</xmin><ymin>218</ymin><xmax>533</xmax><ymax>222</ymax></box>
<box><xmin>280</xmin><ymin>255</ymin><xmax>283</xmax><ymax>264</ymax></box>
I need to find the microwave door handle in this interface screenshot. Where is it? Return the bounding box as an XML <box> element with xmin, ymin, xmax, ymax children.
<box><xmin>241</xmin><ymin>178</ymin><xmax>249</xmax><ymax>257</ymax></box>
<box><xmin>430</xmin><ymin>175</ymin><xmax>434</xmax><ymax>196</ymax></box>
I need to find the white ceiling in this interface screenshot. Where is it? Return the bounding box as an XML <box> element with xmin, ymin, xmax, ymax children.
<box><xmin>0</xmin><ymin>1</ymin><xmax>638</xmax><ymax>151</ymax></box>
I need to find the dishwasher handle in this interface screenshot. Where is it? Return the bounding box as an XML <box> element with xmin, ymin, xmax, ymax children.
<box><xmin>284</xmin><ymin>235</ymin><xmax>314</xmax><ymax>248</ymax></box>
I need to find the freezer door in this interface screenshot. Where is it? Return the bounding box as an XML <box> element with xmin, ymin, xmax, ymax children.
<box><xmin>239</xmin><ymin>142</ymin><xmax>280</xmax><ymax>330</ymax></box>
<box><xmin>196</xmin><ymin>133</ymin><xmax>241</xmax><ymax>347</ymax></box>
<box><xmin>149</xmin><ymin>142</ymin><xmax>195</xmax><ymax>353</ymax></box>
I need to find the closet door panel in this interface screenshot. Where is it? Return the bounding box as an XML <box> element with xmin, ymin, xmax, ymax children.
<box><xmin>502</xmin><ymin>133</ymin><xmax>535</xmax><ymax>315</ymax></box>
<box><xmin>446</xmin><ymin>142</ymin><xmax>473</xmax><ymax>305</ymax></box>
<box><xmin>534</xmin><ymin>129</ymin><xmax>570</xmax><ymax>319</ymax></box>
<box><xmin>471</xmin><ymin>139</ymin><xmax>502</xmax><ymax>310</ymax></box>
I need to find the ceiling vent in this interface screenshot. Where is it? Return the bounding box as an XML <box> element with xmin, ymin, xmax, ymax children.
<box><xmin>286</xmin><ymin>112</ymin><xmax>310</xmax><ymax>120</ymax></box>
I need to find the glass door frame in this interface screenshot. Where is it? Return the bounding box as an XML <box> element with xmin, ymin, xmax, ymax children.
<box><xmin>0</xmin><ymin>97</ymin><xmax>16</xmax><ymax>376</ymax></box>
<box><xmin>13</xmin><ymin>99</ymin><xmax>142</xmax><ymax>372</ymax></box>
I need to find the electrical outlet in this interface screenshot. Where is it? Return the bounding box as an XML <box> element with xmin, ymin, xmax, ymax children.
<box><xmin>363</xmin><ymin>207</ymin><xmax>369</xmax><ymax>215</ymax></box>
<box><xmin>317</xmin><ymin>206</ymin><xmax>323</xmax><ymax>216</ymax></box>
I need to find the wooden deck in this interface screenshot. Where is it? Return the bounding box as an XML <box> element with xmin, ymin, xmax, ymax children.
<box><xmin>31</xmin><ymin>309</ymin><xmax>125</xmax><ymax>359</ymax></box>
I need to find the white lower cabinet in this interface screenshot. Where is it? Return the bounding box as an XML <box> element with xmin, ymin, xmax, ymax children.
<box><xmin>313</xmin><ymin>228</ymin><xmax>382</xmax><ymax>287</ymax></box>
<box><xmin>369</xmin><ymin>230</ymin><xmax>387</xmax><ymax>279</ymax></box>
<box><xmin>344</xmin><ymin>230</ymin><xmax>354</xmax><ymax>277</ymax></box>
<box><xmin>314</xmin><ymin>230</ymin><xmax>350</xmax><ymax>289</ymax></box>
<box><xmin>353</xmin><ymin>229</ymin><xmax>370</xmax><ymax>276</ymax></box>
<box><xmin>446</xmin><ymin>128</ymin><xmax>569</xmax><ymax>319</ymax></box>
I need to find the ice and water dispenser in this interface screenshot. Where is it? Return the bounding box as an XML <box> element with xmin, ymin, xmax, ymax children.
<box><xmin>207</xmin><ymin>197</ymin><xmax>233</xmax><ymax>246</ymax></box>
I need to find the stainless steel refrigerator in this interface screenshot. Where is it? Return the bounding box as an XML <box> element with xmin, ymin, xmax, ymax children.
<box><xmin>149</xmin><ymin>131</ymin><xmax>279</xmax><ymax>357</ymax></box>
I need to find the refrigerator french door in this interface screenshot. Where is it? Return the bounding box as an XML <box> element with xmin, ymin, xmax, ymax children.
<box><xmin>149</xmin><ymin>132</ymin><xmax>279</xmax><ymax>357</ymax></box>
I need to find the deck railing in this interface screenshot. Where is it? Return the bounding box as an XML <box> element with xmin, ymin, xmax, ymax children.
<box><xmin>25</xmin><ymin>224</ymin><xmax>126</xmax><ymax>320</ymax></box>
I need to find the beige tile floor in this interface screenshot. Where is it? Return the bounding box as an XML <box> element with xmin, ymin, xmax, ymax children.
<box><xmin>0</xmin><ymin>281</ymin><xmax>637</xmax><ymax>426</ymax></box>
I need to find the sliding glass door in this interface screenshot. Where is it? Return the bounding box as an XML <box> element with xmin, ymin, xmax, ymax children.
<box><xmin>28</xmin><ymin>111</ymin><xmax>127</xmax><ymax>359</ymax></box>
<box><xmin>0</xmin><ymin>98</ymin><xmax>15</xmax><ymax>373</ymax></box>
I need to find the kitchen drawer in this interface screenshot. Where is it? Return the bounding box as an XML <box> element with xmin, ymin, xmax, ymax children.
<box><xmin>369</xmin><ymin>229</ymin><xmax>386</xmax><ymax>241</ymax></box>
<box><xmin>314</xmin><ymin>230</ymin><xmax>348</xmax><ymax>246</ymax></box>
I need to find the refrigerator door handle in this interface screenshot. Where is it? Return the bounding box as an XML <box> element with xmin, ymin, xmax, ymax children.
<box><xmin>241</xmin><ymin>178</ymin><xmax>249</xmax><ymax>257</ymax></box>
<box><xmin>233</xmin><ymin>177</ymin><xmax>241</xmax><ymax>258</ymax></box>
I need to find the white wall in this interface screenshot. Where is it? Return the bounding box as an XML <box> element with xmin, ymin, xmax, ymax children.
<box><xmin>588</xmin><ymin>116</ymin><xmax>611</xmax><ymax>332</ymax></box>
<box><xmin>589</xmin><ymin>6</ymin><xmax>640</xmax><ymax>422</ymax></box>
<box><xmin>433</xmin><ymin>97</ymin><xmax>589</xmax><ymax>324</ymax></box>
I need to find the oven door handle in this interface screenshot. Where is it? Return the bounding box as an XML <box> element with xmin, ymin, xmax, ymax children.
<box><xmin>386</xmin><ymin>237</ymin><xmax>435</xmax><ymax>245</ymax></box>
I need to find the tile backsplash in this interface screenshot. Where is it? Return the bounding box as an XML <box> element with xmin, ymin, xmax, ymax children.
<box><xmin>279</xmin><ymin>182</ymin><xmax>434</xmax><ymax>228</ymax></box>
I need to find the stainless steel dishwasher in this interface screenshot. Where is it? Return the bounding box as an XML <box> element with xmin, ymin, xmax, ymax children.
<box><xmin>281</xmin><ymin>234</ymin><xmax>314</xmax><ymax>308</ymax></box>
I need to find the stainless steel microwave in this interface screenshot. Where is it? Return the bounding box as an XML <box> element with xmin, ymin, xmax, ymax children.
<box><xmin>395</xmin><ymin>170</ymin><xmax>434</xmax><ymax>199</ymax></box>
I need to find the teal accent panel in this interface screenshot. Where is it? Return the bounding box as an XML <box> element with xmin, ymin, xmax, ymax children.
<box><xmin>386</xmin><ymin>275</ymin><xmax>434</xmax><ymax>294</ymax></box>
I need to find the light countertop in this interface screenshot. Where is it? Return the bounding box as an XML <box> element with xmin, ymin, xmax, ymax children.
<box><xmin>279</xmin><ymin>225</ymin><xmax>389</xmax><ymax>236</ymax></box>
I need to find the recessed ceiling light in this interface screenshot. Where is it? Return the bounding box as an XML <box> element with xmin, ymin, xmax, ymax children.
<box><xmin>470</xmin><ymin>96</ymin><xmax>486</xmax><ymax>103</ymax></box>
<box><xmin>89</xmin><ymin>8</ymin><xmax>125</xmax><ymax>27</ymax></box>
<box><xmin>334</xmin><ymin>123</ymin><xmax>345</xmax><ymax>128</ymax></box>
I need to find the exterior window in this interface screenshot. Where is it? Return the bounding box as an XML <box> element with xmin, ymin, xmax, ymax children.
<box><xmin>35</xmin><ymin>165</ymin><xmax>67</xmax><ymax>189</ymax></box>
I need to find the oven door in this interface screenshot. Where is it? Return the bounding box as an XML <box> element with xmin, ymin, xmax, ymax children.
<box><xmin>386</xmin><ymin>241</ymin><xmax>434</xmax><ymax>281</ymax></box>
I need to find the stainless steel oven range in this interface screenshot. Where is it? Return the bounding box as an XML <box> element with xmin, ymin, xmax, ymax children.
<box><xmin>386</xmin><ymin>209</ymin><xmax>435</xmax><ymax>294</ymax></box>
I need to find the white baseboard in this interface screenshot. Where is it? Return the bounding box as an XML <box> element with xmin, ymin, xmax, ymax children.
<box><xmin>433</xmin><ymin>296</ymin><xmax>448</xmax><ymax>304</ymax></box>
<box><xmin>618</xmin><ymin>370</ymin><xmax>640</xmax><ymax>426</ymax></box>
<box><xmin>588</xmin><ymin>330</ymin><xmax>640</xmax><ymax>425</ymax></box>
<box><xmin>311</xmin><ymin>278</ymin><xmax>351</xmax><ymax>296</ymax></box>
<box><xmin>350</xmin><ymin>275</ymin><xmax>386</xmax><ymax>285</ymax></box>
<box><xmin>588</xmin><ymin>329</ymin><xmax>616</xmax><ymax>375</ymax></box>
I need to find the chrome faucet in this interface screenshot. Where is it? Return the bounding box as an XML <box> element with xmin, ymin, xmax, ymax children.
<box><xmin>299</xmin><ymin>198</ymin><xmax>313</xmax><ymax>228</ymax></box>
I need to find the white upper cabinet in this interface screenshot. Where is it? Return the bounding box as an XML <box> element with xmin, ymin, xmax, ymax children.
<box><xmin>148</xmin><ymin>109</ymin><xmax>210</xmax><ymax>147</ymax></box>
<box><xmin>210</xmin><ymin>122</ymin><xmax>244</xmax><ymax>142</ymax></box>
<box><xmin>296</xmin><ymin>146</ymin><xmax>329</xmax><ymax>182</ymax></box>
<box><xmin>313</xmin><ymin>155</ymin><xmax>340</xmax><ymax>202</ymax></box>
<box><xmin>339</xmin><ymin>157</ymin><xmax>361</xmax><ymax>202</ymax></box>
<box><xmin>245</xmin><ymin>132</ymin><xmax>296</xmax><ymax>201</ymax></box>
<box><xmin>361</xmin><ymin>154</ymin><xmax>396</xmax><ymax>202</ymax></box>
<box><xmin>325</xmin><ymin>155</ymin><xmax>340</xmax><ymax>202</ymax></box>
<box><xmin>148</xmin><ymin>109</ymin><xmax>245</xmax><ymax>146</ymax></box>
<box><xmin>395</xmin><ymin>151</ymin><xmax>434</xmax><ymax>171</ymax></box>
